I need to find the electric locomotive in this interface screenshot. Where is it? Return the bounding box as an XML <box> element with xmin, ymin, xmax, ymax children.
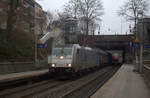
<box><xmin>48</xmin><ymin>44</ymin><xmax>112</xmax><ymax>77</ymax></box>
<box><xmin>112</xmin><ymin>53</ymin><xmax>123</xmax><ymax>65</ymax></box>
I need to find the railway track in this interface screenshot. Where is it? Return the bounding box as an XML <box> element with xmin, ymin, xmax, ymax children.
<box><xmin>0</xmin><ymin>65</ymin><xmax>120</xmax><ymax>98</ymax></box>
<box><xmin>0</xmin><ymin>79</ymin><xmax>68</xmax><ymax>98</ymax></box>
<box><xmin>0</xmin><ymin>70</ymin><xmax>49</xmax><ymax>91</ymax></box>
<box><xmin>62</xmin><ymin>66</ymin><xmax>120</xmax><ymax>98</ymax></box>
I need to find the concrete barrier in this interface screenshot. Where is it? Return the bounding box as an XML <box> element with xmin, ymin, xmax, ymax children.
<box><xmin>0</xmin><ymin>61</ymin><xmax>48</xmax><ymax>75</ymax></box>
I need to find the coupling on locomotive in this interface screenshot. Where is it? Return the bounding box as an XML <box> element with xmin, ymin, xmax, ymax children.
<box><xmin>48</xmin><ymin>44</ymin><xmax>122</xmax><ymax>76</ymax></box>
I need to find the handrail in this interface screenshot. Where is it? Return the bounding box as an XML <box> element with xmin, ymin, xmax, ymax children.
<box><xmin>143</xmin><ymin>65</ymin><xmax>150</xmax><ymax>70</ymax></box>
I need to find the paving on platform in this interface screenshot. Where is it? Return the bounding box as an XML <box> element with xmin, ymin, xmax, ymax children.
<box><xmin>91</xmin><ymin>64</ymin><xmax>150</xmax><ymax>98</ymax></box>
<box><xmin>0</xmin><ymin>69</ymin><xmax>48</xmax><ymax>83</ymax></box>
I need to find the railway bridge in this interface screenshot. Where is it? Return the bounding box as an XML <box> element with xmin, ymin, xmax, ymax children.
<box><xmin>78</xmin><ymin>35</ymin><xmax>134</xmax><ymax>63</ymax></box>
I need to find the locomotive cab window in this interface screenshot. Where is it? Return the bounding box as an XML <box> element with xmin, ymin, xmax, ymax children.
<box><xmin>52</xmin><ymin>48</ymin><xmax>72</xmax><ymax>55</ymax></box>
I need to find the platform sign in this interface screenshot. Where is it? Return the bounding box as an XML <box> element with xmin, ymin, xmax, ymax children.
<box><xmin>132</xmin><ymin>37</ymin><xmax>140</xmax><ymax>47</ymax></box>
<box><xmin>37</xmin><ymin>44</ymin><xmax>48</xmax><ymax>48</ymax></box>
<box><xmin>130</xmin><ymin>42</ymin><xmax>137</xmax><ymax>52</ymax></box>
<box><xmin>143</xmin><ymin>45</ymin><xmax>150</xmax><ymax>48</ymax></box>
<box><xmin>133</xmin><ymin>42</ymin><xmax>140</xmax><ymax>47</ymax></box>
<box><xmin>37</xmin><ymin>40</ymin><xmax>41</xmax><ymax>44</ymax></box>
<box><xmin>130</xmin><ymin>42</ymin><xmax>139</xmax><ymax>48</ymax></box>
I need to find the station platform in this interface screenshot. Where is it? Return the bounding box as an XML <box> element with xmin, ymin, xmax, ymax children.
<box><xmin>0</xmin><ymin>69</ymin><xmax>48</xmax><ymax>83</ymax></box>
<box><xmin>91</xmin><ymin>64</ymin><xmax>150</xmax><ymax>98</ymax></box>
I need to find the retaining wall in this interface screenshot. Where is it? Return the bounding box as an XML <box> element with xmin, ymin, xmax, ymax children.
<box><xmin>0</xmin><ymin>61</ymin><xmax>48</xmax><ymax>74</ymax></box>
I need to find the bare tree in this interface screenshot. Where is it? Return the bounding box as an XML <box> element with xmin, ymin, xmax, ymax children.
<box><xmin>38</xmin><ymin>16</ymin><xmax>47</xmax><ymax>34</ymax></box>
<box><xmin>118</xmin><ymin>0</ymin><xmax>149</xmax><ymax>34</ymax></box>
<box><xmin>6</xmin><ymin>0</ymin><xmax>19</xmax><ymax>41</ymax></box>
<box><xmin>64</xmin><ymin>0</ymin><xmax>80</xmax><ymax>18</ymax></box>
<box><xmin>6</xmin><ymin>0</ymin><xmax>33</xmax><ymax>40</ymax></box>
<box><xmin>56</xmin><ymin>12</ymin><xmax>72</xmax><ymax>28</ymax></box>
<box><xmin>90</xmin><ymin>21</ymin><xmax>99</xmax><ymax>35</ymax></box>
<box><xmin>47</xmin><ymin>11</ymin><xmax>55</xmax><ymax>25</ymax></box>
<box><xmin>64</xmin><ymin>0</ymin><xmax>104</xmax><ymax>35</ymax></box>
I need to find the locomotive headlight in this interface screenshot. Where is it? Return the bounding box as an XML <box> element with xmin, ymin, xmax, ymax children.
<box><xmin>60</xmin><ymin>56</ymin><xmax>64</xmax><ymax>59</ymax></box>
<box><xmin>51</xmin><ymin>64</ymin><xmax>56</xmax><ymax>67</ymax></box>
<box><xmin>67</xmin><ymin>64</ymin><xmax>72</xmax><ymax>67</ymax></box>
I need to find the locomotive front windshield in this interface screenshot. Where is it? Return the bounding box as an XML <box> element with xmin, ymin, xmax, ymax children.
<box><xmin>52</xmin><ymin>48</ymin><xmax>72</xmax><ymax>55</ymax></box>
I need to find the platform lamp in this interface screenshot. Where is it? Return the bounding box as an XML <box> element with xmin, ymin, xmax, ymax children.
<box><xmin>98</xmin><ymin>24</ymin><xmax>101</xmax><ymax>35</ymax></box>
<box><xmin>139</xmin><ymin>11</ymin><xmax>144</xmax><ymax>73</ymax></box>
<box><xmin>133</xmin><ymin>22</ymin><xmax>139</xmax><ymax>72</ymax></box>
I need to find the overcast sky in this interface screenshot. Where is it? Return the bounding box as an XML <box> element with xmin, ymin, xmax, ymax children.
<box><xmin>37</xmin><ymin>0</ymin><xmax>150</xmax><ymax>35</ymax></box>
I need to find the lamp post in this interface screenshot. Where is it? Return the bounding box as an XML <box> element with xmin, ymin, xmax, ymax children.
<box><xmin>35</xmin><ymin>32</ymin><xmax>38</xmax><ymax>64</ymax></box>
<box><xmin>139</xmin><ymin>12</ymin><xmax>144</xmax><ymax>73</ymax></box>
<box><xmin>31</xmin><ymin>26</ymin><xmax>38</xmax><ymax>64</ymax></box>
<box><xmin>121</xmin><ymin>16</ymin><xmax>123</xmax><ymax>34</ymax></box>
<box><xmin>34</xmin><ymin>17</ymin><xmax>45</xmax><ymax>64</ymax></box>
<box><xmin>133</xmin><ymin>24</ymin><xmax>139</xmax><ymax>72</ymax></box>
<box><xmin>98</xmin><ymin>25</ymin><xmax>101</xmax><ymax>35</ymax></box>
<box><xmin>139</xmin><ymin>40</ymin><xmax>143</xmax><ymax>73</ymax></box>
